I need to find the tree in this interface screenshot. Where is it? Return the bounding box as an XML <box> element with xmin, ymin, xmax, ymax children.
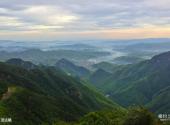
<box><xmin>123</xmin><ymin>106</ymin><xmax>157</xmax><ymax>125</ymax></box>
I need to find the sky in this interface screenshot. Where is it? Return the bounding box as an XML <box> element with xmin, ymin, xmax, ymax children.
<box><xmin>0</xmin><ymin>0</ymin><xmax>170</xmax><ymax>40</ymax></box>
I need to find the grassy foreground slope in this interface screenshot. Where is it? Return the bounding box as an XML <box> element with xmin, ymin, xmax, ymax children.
<box><xmin>53</xmin><ymin>106</ymin><xmax>167</xmax><ymax>125</ymax></box>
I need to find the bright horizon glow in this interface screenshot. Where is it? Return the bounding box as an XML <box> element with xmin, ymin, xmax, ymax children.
<box><xmin>0</xmin><ymin>0</ymin><xmax>170</xmax><ymax>40</ymax></box>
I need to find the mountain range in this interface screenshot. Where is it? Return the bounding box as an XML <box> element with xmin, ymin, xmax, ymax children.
<box><xmin>51</xmin><ymin>51</ymin><xmax>170</xmax><ymax>114</ymax></box>
<box><xmin>89</xmin><ymin>51</ymin><xmax>170</xmax><ymax>114</ymax></box>
<box><xmin>0</xmin><ymin>50</ymin><xmax>170</xmax><ymax>124</ymax></box>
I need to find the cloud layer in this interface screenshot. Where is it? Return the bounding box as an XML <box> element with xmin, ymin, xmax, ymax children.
<box><xmin>0</xmin><ymin>0</ymin><xmax>170</xmax><ymax>40</ymax></box>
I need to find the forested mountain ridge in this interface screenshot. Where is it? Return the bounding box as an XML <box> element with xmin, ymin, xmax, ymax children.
<box><xmin>89</xmin><ymin>51</ymin><xmax>170</xmax><ymax>114</ymax></box>
<box><xmin>0</xmin><ymin>61</ymin><xmax>119</xmax><ymax>125</ymax></box>
<box><xmin>6</xmin><ymin>58</ymin><xmax>37</xmax><ymax>70</ymax></box>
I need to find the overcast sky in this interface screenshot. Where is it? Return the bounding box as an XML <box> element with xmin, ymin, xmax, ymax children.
<box><xmin>0</xmin><ymin>0</ymin><xmax>170</xmax><ymax>40</ymax></box>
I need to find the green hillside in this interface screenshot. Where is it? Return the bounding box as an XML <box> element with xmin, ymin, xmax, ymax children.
<box><xmin>0</xmin><ymin>61</ymin><xmax>119</xmax><ymax>125</ymax></box>
<box><xmin>53</xmin><ymin>106</ymin><xmax>162</xmax><ymax>125</ymax></box>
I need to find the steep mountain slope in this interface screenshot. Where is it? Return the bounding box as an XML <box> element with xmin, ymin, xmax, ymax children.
<box><xmin>147</xmin><ymin>86</ymin><xmax>170</xmax><ymax>114</ymax></box>
<box><xmin>90</xmin><ymin>69</ymin><xmax>112</xmax><ymax>86</ymax></box>
<box><xmin>56</xmin><ymin>58</ymin><xmax>90</xmax><ymax>78</ymax></box>
<box><xmin>0</xmin><ymin>61</ymin><xmax>120</xmax><ymax>125</ymax></box>
<box><xmin>89</xmin><ymin>51</ymin><xmax>170</xmax><ymax>113</ymax></box>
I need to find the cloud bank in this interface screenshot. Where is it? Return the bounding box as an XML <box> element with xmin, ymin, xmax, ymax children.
<box><xmin>0</xmin><ymin>0</ymin><xmax>170</xmax><ymax>40</ymax></box>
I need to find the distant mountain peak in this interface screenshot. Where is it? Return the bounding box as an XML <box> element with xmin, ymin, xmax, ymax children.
<box><xmin>6</xmin><ymin>58</ymin><xmax>37</xmax><ymax>70</ymax></box>
<box><xmin>151</xmin><ymin>51</ymin><xmax>170</xmax><ymax>62</ymax></box>
<box><xmin>150</xmin><ymin>51</ymin><xmax>170</xmax><ymax>67</ymax></box>
<box><xmin>57</xmin><ymin>58</ymin><xmax>73</xmax><ymax>64</ymax></box>
<box><xmin>95</xmin><ymin>68</ymin><xmax>110</xmax><ymax>74</ymax></box>
<box><xmin>56</xmin><ymin>58</ymin><xmax>90</xmax><ymax>78</ymax></box>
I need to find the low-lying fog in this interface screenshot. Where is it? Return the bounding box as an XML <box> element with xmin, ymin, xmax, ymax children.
<box><xmin>0</xmin><ymin>38</ymin><xmax>170</xmax><ymax>66</ymax></box>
